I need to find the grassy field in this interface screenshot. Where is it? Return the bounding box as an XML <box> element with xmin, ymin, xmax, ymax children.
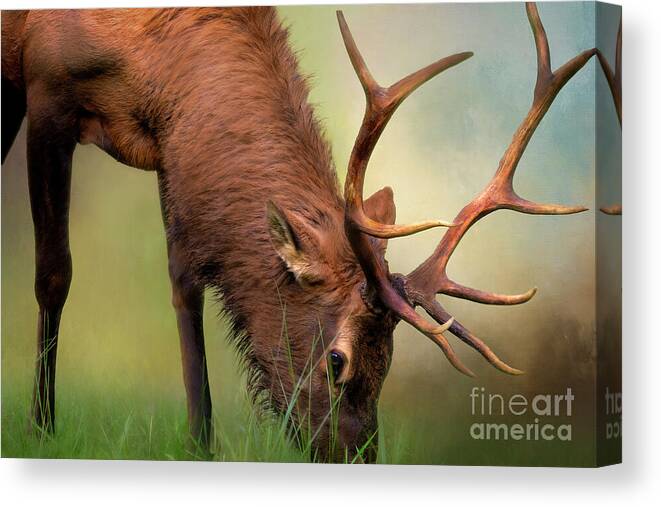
<box><xmin>1</xmin><ymin>382</ymin><xmax>313</xmax><ymax>463</ymax></box>
<box><xmin>1</xmin><ymin>360</ymin><xmax>415</xmax><ymax>464</ymax></box>
<box><xmin>1</xmin><ymin>381</ymin><xmax>595</xmax><ymax>466</ymax></box>
<box><xmin>2</xmin><ymin>326</ymin><xmax>596</xmax><ymax>467</ymax></box>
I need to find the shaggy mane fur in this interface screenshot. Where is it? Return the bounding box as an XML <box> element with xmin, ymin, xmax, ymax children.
<box><xmin>149</xmin><ymin>8</ymin><xmax>353</xmax><ymax>407</ymax></box>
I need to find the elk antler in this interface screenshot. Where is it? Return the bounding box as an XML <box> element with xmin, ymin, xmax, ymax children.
<box><xmin>338</xmin><ymin>11</ymin><xmax>469</xmax><ymax>240</ymax></box>
<box><xmin>597</xmin><ymin>19</ymin><xmax>622</xmax><ymax>126</ymax></box>
<box><xmin>337</xmin><ymin>10</ymin><xmax>471</xmax><ymax>355</ymax></box>
<box><xmin>597</xmin><ymin>18</ymin><xmax>622</xmax><ymax>215</ymax></box>
<box><xmin>340</xmin><ymin>3</ymin><xmax>596</xmax><ymax>376</ymax></box>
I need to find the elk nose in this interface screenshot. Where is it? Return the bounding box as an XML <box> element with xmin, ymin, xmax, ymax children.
<box><xmin>338</xmin><ymin>419</ymin><xmax>378</xmax><ymax>463</ymax></box>
<box><xmin>348</xmin><ymin>442</ymin><xmax>378</xmax><ymax>464</ymax></box>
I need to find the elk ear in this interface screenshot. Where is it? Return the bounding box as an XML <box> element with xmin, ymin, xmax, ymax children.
<box><xmin>266</xmin><ymin>201</ymin><xmax>323</xmax><ymax>286</ymax></box>
<box><xmin>364</xmin><ymin>186</ymin><xmax>396</xmax><ymax>257</ymax></box>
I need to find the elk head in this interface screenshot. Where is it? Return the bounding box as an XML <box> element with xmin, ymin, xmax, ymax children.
<box><xmin>265</xmin><ymin>3</ymin><xmax>595</xmax><ymax>463</ymax></box>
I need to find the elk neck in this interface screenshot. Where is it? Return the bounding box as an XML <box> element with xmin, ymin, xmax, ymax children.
<box><xmin>151</xmin><ymin>8</ymin><xmax>353</xmax><ymax>368</ymax></box>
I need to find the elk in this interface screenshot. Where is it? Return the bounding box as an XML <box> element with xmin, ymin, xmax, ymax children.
<box><xmin>1</xmin><ymin>3</ymin><xmax>598</xmax><ymax>462</ymax></box>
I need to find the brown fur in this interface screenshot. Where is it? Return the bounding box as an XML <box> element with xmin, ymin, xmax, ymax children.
<box><xmin>2</xmin><ymin>7</ymin><xmax>397</xmax><ymax>461</ymax></box>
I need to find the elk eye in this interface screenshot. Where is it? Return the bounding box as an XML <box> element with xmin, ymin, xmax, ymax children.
<box><xmin>328</xmin><ymin>350</ymin><xmax>345</xmax><ymax>382</ymax></box>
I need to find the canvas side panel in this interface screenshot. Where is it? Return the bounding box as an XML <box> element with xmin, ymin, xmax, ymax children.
<box><xmin>595</xmin><ymin>1</ymin><xmax>622</xmax><ymax>467</ymax></box>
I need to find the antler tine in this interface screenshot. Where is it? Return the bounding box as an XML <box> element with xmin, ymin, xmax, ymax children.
<box><xmin>338</xmin><ymin>11</ymin><xmax>472</xmax><ymax>239</ymax></box>
<box><xmin>528</xmin><ymin>0</ymin><xmax>552</xmax><ymax>94</ymax></box>
<box><xmin>400</xmin><ymin>2</ymin><xmax>597</xmax><ymax>374</ymax></box>
<box><xmin>397</xmin><ymin>279</ymin><xmax>521</xmax><ymax>376</ymax></box>
<box><xmin>600</xmin><ymin>204</ymin><xmax>622</xmax><ymax>216</ymax></box>
<box><xmin>493</xmin><ymin>3</ymin><xmax>596</xmax><ymax>192</ymax></box>
<box><xmin>596</xmin><ymin>19</ymin><xmax>622</xmax><ymax>125</ymax></box>
<box><xmin>336</xmin><ymin>11</ymin><xmax>379</xmax><ymax>97</ymax></box>
<box><xmin>418</xmin><ymin>295</ymin><xmax>523</xmax><ymax>376</ymax></box>
<box><xmin>597</xmin><ymin>17</ymin><xmax>622</xmax><ymax>215</ymax></box>
<box><xmin>443</xmin><ymin>279</ymin><xmax>537</xmax><ymax>305</ymax></box>
<box><xmin>505</xmin><ymin>194</ymin><xmax>588</xmax><ymax>215</ymax></box>
<box><xmin>425</xmin><ymin>329</ymin><xmax>475</xmax><ymax>378</ymax></box>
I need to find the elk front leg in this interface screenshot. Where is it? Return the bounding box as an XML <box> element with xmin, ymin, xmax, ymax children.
<box><xmin>26</xmin><ymin>110</ymin><xmax>75</xmax><ymax>434</ymax></box>
<box><xmin>167</xmin><ymin>240</ymin><xmax>214</xmax><ymax>456</ymax></box>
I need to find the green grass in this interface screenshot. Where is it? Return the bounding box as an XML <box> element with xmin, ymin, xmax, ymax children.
<box><xmin>1</xmin><ymin>375</ymin><xmax>312</xmax><ymax>462</ymax></box>
<box><xmin>1</xmin><ymin>381</ymin><xmax>414</xmax><ymax>463</ymax></box>
<box><xmin>1</xmin><ymin>319</ymin><xmax>408</xmax><ymax>464</ymax></box>
<box><xmin>2</xmin><ymin>378</ymin><xmax>596</xmax><ymax>466</ymax></box>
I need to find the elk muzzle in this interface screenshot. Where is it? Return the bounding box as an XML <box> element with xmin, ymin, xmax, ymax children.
<box><xmin>313</xmin><ymin>410</ymin><xmax>378</xmax><ymax>464</ymax></box>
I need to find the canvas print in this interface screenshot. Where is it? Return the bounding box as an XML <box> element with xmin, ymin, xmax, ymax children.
<box><xmin>1</xmin><ymin>2</ymin><xmax>621</xmax><ymax>466</ymax></box>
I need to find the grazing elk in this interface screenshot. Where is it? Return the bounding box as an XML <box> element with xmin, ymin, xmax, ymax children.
<box><xmin>2</xmin><ymin>3</ymin><xmax>599</xmax><ymax>462</ymax></box>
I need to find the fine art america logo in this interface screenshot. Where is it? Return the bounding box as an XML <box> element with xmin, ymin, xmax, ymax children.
<box><xmin>605</xmin><ymin>387</ymin><xmax>622</xmax><ymax>440</ymax></box>
<box><xmin>469</xmin><ymin>387</ymin><xmax>574</xmax><ymax>441</ymax></box>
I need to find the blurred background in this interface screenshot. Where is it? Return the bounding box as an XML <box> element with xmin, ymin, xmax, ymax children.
<box><xmin>2</xmin><ymin>2</ymin><xmax>621</xmax><ymax>464</ymax></box>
